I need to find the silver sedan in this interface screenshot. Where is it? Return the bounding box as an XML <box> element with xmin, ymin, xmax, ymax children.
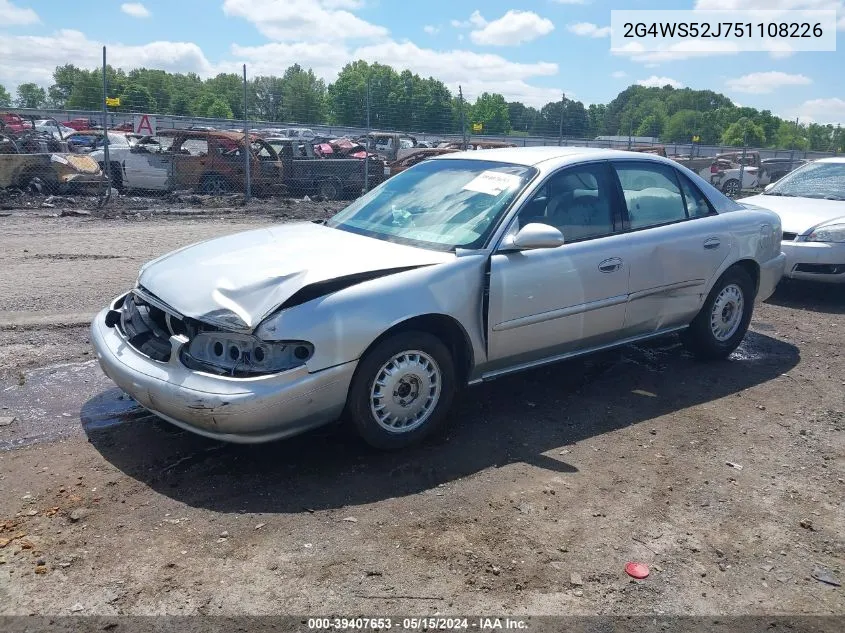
<box><xmin>91</xmin><ymin>147</ymin><xmax>785</xmax><ymax>449</ymax></box>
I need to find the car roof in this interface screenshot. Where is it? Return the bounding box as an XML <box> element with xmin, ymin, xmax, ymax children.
<box><xmin>434</xmin><ymin>146</ymin><xmax>681</xmax><ymax>169</ymax></box>
<box><xmin>814</xmin><ymin>157</ymin><xmax>845</xmax><ymax>164</ymax></box>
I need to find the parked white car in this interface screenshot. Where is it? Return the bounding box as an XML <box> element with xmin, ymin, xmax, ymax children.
<box><xmin>278</xmin><ymin>128</ymin><xmax>315</xmax><ymax>141</ymax></box>
<box><xmin>33</xmin><ymin>119</ymin><xmax>75</xmax><ymax>140</ymax></box>
<box><xmin>742</xmin><ymin>157</ymin><xmax>845</xmax><ymax>283</ymax></box>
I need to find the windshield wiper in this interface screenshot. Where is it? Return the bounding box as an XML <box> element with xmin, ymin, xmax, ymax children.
<box><xmin>824</xmin><ymin>195</ymin><xmax>845</xmax><ymax>201</ymax></box>
<box><xmin>762</xmin><ymin>191</ymin><xmax>796</xmax><ymax>197</ymax></box>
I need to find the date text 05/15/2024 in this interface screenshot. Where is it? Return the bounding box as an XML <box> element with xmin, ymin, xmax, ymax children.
<box><xmin>306</xmin><ymin>617</ymin><xmax>529</xmax><ymax>630</ymax></box>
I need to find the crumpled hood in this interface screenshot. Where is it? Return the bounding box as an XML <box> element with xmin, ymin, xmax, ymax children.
<box><xmin>741</xmin><ymin>194</ymin><xmax>845</xmax><ymax>234</ymax></box>
<box><xmin>138</xmin><ymin>222</ymin><xmax>454</xmax><ymax>331</ymax></box>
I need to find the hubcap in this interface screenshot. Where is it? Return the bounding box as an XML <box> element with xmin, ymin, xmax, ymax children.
<box><xmin>710</xmin><ymin>283</ymin><xmax>744</xmax><ymax>342</ymax></box>
<box><xmin>370</xmin><ymin>350</ymin><xmax>441</xmax><ymax>433</ymax></box>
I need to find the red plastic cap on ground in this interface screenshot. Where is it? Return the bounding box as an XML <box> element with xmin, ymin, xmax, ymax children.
<box><xmin>625</xmin><ymin>562</ymin><xmax>650</xmax><ymax>579</ymax></box>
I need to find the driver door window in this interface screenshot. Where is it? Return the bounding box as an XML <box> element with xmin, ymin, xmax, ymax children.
<box><xmin>516</xmin><ymin>162</ymin><xmax>618</xmax><ymax>242</ymax></box>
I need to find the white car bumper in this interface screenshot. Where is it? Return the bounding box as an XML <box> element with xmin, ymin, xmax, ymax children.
<box><xmin>781</xmin><ymin>240</ymin><xmax>845</xmax><ymax>283</ymax></box>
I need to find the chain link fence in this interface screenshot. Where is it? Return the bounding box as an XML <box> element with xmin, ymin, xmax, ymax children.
<box><xmin>1</xmin><ymin>49</ymin><xmax>841</xmax><ymax>212</ymax></box>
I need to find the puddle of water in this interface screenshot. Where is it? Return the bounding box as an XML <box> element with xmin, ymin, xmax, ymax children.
<box><xmin>0</xmin><ymin>360</ymin><xmax>148</xmax><ymax>450</ymax></box>
<box><xmin>81</xmin><ymin>388</ymin><xmax>157</xmax><ymax>431</ymax></box>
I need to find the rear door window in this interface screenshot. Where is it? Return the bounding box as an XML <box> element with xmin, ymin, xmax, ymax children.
<box><xmin>613</xmin><ymin>162</ymin><xmax>687</xmax><ymax>229</ymax></box>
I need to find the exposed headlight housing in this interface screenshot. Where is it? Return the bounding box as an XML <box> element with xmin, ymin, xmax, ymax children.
<box><xmin>181</xmin><ymin>332</ymin><xmax>314</xmax><ymax>376</ymax></box>
<box><xmin>805</xmin><ymin>223</ymin><xmax>845</xmax><ymax>243</ymax></box>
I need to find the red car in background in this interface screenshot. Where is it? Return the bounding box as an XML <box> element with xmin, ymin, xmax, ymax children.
<box><xmin>62</xmin><ymin>118</ymin><xmax>102</xmax><ymax>131</ymax></box>
<box><xmin>0</xmin><ymin>113</ymin><xmax>33</xmax><ymax>134</ymax></box>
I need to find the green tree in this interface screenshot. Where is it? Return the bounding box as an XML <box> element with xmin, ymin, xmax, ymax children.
<box><xmin>119</xmin><ymin>83</ymin><xmax>157</xmax><ymax>113</ymax></box>
<box><xmin>0</xmin><ymin>84</ymin><xmax>11</xmax><ymax>108</ymax></box>
<box><xmin>721</xmin><ymin>117</ymin><xmax>766</xmax><ymax>146</ymax></box>
<box><xmin>470</xmin><ymin>92</ymin><xmax>510</xmax><ymax>135</ymax></box>
<box><xmin>281</xmin><ymin>64</ymin><xmax>326</xmax><ymax>123</ymax></box>
<box><xmin>15</xmin><ymin>83</ymin><xmax>47</xmax><ymax>109</ymax></box>
<box><xmin>663</xmin><ymin>109</ymin><xmax>700</xmax><ymax>143</ymax></box>
<box><xmin>206</xmin><ymin>98</ymin><xmax>234</xmax><ymax>119</ymax></box>
<box><xmin>774</xmin><ymin>121</ymin><xmax>808</xmax><ymax>150</ymax></box>
<box><xmin>48</xmin><ymin>64</ymin><xmax>84</xmax><ymax>108</ymax></box>
<box><xmin>587</xmin><ymin>103</ymin><xmax>607</xmax><ymax>137</ymax></box>
<box><xmin>251</xmin><ymin>75</ymin><xmax>285</xmax><ymax>121</ymax></box>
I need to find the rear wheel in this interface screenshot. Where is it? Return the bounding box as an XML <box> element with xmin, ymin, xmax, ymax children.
<box><xmin>317</xmin><ymin>179</ymin><xmax>340</xmax><ymax>201</ymax></box>
<box><xmin>681</xmin><ymin>266</ymin><xmax>755</xmax><ymax>360</ymax></box>
<box><xmin>346</xmin><ymin>331</ymin><xmax>455</xmax><ymax>450</ymax></box>
<box><xmin>200</xmin><ymin>173</ymin><xmax>229</xmax><ymax>196</ymax></box>
<box><xmin>722</xmin><ymin>178</ymin><xmax>741</xmax><ymax>197</ymax></box>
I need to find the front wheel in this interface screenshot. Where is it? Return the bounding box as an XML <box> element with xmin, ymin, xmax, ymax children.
<box><xmin>681</xmin><ymin>266</ymin><xmax>755</xmax><ymax>360</ymax></box>
<box><xmin>722</xmin><ymin>178</ymin><xmax>741</xmax><ymax>197</ymax></box>
<box><xmin>346</xmin><ymin>331</ymin><xmax>456</xmax><ymax>450</ymax></box>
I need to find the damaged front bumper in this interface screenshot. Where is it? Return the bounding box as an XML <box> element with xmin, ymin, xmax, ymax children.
<box><xmin>0</xmin><ymin>153</ymin><xmax>103</xmax><ymax>191</ymax></box>
<box><xmin>90</xmin><ymin>296</ymin><xmax>357</xmax><ymax>443</ymax></box>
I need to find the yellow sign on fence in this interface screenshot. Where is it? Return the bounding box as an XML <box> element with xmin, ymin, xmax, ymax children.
<box><xmin>472</xmin><ymin>122</ymin><xmax>483</xmax><ymax>132</ymax></box>
<box><xmin>105</xmin><ymin>97</ymin><xmax>120</xmax><ymax>107</ymax></box>
<box><xmin>692</xmin><ymin>135</ymin><xmax>700</xmax><ymax>142</ymax></box>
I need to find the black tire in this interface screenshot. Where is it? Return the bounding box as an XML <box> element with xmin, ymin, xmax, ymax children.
<box><xmin>200</xmin><ymin>173</ymin><xmax>229</xmax><ymax>196</ymax></box>
<box><xmin>681</xmin><ymin>266</ymin><xmax>755</xmax><ymax>360</ymax></box>
<box><xmin>346</xmin><ymin>331</ymin><xmax>456</xmax><ymax>450</ymax></box>
<box><xmin>722</xmin><ymin>178</ymin><xmax>740</xmax><ymax>197</ymax></box>
<box><xmin>317</xmin><ymin>179</ymin><xmax>340</xmax><ymax>201</ymax></box>
<box><xmin>100</xmin><ymin>162</ymin><xmax>123</xmax><ymax>191</ymax></box>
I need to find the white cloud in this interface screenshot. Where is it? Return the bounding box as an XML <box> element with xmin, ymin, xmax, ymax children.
<box><xmin>0</xmin><ymin>29</ymin><xmax>216</xmax><ymax>88</ymax></box>
<box><xmin>451</xmin><ymin>10</ymin><xmax>487</xmax><ymax>29</ymax></box>
<box><xmin>725</xmin><ymin>71</ymin><xmax>811</xmax><ymax>94</ymax></box>
<box><xmin>0</xmin><ymin>6</ymin><xmax>564</xmax><ymax>109</ymax></box>
<box><xmin>566</xmin><ymin>22</ymin><xmax>611</xmax><ymax>38</ymax></box>
<box><xmin>611</xmin><ymin>70</ymin><xmax>627</xmax><ymax>79</ymax></box>
<box><xmin>233</xmin><ymin>39</ymin><xmax>561</xmax><ymax>106</ymax></box>
<box><xmin>0</xmin><ymin>0</ymin><xmax>39</xmax><ymax>25</ymax></box>
<box><xmin>794</xmin><ymin>97</ymin><xmax>845</xmax><ymax>125</ymax></box>
<box><xmin>222</xmin><ymin>0</ymin><xmax>389</xmax><ymax>41</ymax></box>
<box><xmin>553</xmin><ymin>0</ymin><xmax>589</xmax><ymax>4</ymax></box>
<box><xmin>613</xmin><ymin>39</ymin><xmax>741</xmax><ymax>63</ymax></box>
<box><xmin>694</xmin><ymin>1</ymin><xmax>845</xmax><ymax>30</ymax></box>
<box><xmin>423</xmin><ymin>25</ymin><xmax>440</xmax><ymax>35</ymax></box>
<box><xmin>636</xmin><ymin>75</ymin><xmax>684</xmax><ymax>88</ymax></box>
<box><xmin>120</xmin><ymin>2</ymin><xmax>150</xmax><ymax>18</ymax></box>
<box><xmin>470</xmin><ymin>10</ymin><xmax>555</xmax><ymax>46</ymax></box>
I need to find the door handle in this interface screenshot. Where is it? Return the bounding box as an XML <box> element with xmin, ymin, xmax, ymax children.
<box><xmin>598</xmin><ymin>257</ymin><xmax>623</xmax><ymax>273</ymax></box>
<box><xmin>703</xmin><ymin>237</ymin><xmax>721</xmax><ymax>250</ymax></box>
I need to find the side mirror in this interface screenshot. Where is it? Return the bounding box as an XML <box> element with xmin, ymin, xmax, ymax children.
<box><xmin>500</xmin><ymin>223</ymin><xmax>565</xmax><ymax>251</ymax></box>
<box><xmin>764</xmin><ymin>183</ymin><xmax>775</xmax><ymax>192</ymax></box>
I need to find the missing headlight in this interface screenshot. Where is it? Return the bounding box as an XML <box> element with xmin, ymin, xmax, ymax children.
<box><xmin>181</xmin><ymin>332</ymin><xmax>313</xmax><ymax>376</ymax></box>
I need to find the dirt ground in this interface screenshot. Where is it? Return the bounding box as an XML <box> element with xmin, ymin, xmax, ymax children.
<box><xmin>0</xmin><ymin>208</ymin><xmax>842</xmax><ymax>618</ymax></box>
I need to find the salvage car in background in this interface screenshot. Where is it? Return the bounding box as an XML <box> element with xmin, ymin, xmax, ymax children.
<box><xmin>66</xmin><ymin>131</ymin><xmax>133</xmax><ymax>190</ymax></box>
<box><xmin>91</xmin><ymin>147</ymin><xmax>784</xmax><ymax>450</ymax></box>
<box><xmin>742</xmin><ymin>157</ymin><xmax>845</xmax><ymax>283</ymax></box>
<box><xmin>267</xmin><ymin>137</ymin><xmax>387</xmax><ymax>199</ymax></box>
<box><xmin>0</xmin><ymin>132</ymin><xmax>102</xmax><ymax>192</ymax></box>
<box><xmin>117</xmin><ymin>129</ymin><xmax>285</xmax><ymax>195</ymax></box>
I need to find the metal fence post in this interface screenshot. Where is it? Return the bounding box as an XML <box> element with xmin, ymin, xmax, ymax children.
<box><xmin>101</xmin><ymin>46</ymin><xmax>111</xmax><ymax>202</ymax></box>
<box><xmin>458</xmin><ymin>85</ymin><xmax>467</xmax><ymax>150</ymax></box>
<box><xmin>363</xmin><ymin>76</ymin><xmax>370</xmax><ymax>194</ymax></box>
<box><xmin>558</xmin><ymin>92</ymin><xmax>564</xmax><ymax>146</ymax></box>
<box><xmin>243</xmin><ymin>64</ymin><xmax>251</xmax><ymax>202</ymax></box>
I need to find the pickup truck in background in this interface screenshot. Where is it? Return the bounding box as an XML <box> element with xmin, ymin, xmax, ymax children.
<box><xmin>267</xmin><ymin>137</ymin><xmax>389</xmax><ymax>200</ymax></box>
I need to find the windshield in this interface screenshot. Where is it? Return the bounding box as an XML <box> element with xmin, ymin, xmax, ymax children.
<box><xmin>327</xmin><ymin>159</ymin><xmax>536</xmax><ymax>251</ymax></box>
<box><xmin>765</xmin><ymin>161</ymin><xmax>845</xmax><ymax>200</ymax></box>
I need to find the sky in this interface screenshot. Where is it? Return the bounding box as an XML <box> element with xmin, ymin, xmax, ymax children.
<box><xmin>0</xmin><ymin>0</ymin><xmax>843</xmax><ymax>124</ymax></box>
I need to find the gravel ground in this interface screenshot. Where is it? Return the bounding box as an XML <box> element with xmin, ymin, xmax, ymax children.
<box><xmin>0</xmin><ymin>210</ymin><xmax>842</xmax><ymax>618</ymax></box>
